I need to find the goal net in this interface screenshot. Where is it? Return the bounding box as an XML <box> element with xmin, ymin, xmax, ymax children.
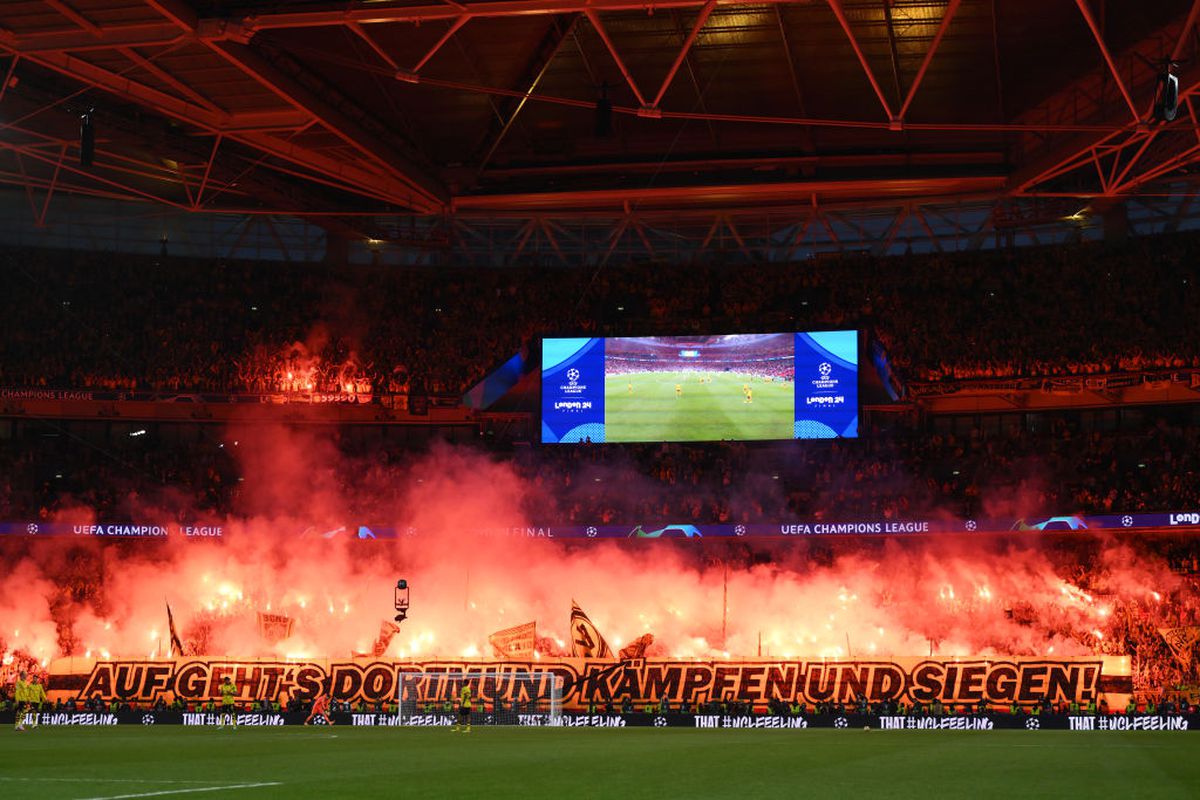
<box><xmin>394</xmin><ymin>670</ymin><xmax>564</xmax><ymax>726</ymax></box>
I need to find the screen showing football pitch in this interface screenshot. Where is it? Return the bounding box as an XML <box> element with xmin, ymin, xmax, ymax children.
<box><xmin>540</xmin><ymin>331</ymin><xmax>858</xmax><ymax>443</ymax></box>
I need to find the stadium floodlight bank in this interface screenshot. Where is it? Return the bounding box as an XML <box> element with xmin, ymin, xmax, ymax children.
<box><xmin>395</xmin><ymin>671</ymin><xmax>563</xmax><ymax>726</ymax></box>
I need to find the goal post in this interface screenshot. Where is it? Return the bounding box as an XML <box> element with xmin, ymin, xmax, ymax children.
<box><xmin>395</xmin><ymin>670</ymin><xmax>564</xmax><ymax>726</ymax></box>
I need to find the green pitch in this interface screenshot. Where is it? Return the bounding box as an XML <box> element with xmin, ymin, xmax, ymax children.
<box><xmin>605</xmin><ymin>371</ymin><xmax>793</xmax><ymax>442</ymax></box>
<box><xmin>4</xmin><ymin>727</ymin><xmax>1198</xmax><ymax>800</ymax></box>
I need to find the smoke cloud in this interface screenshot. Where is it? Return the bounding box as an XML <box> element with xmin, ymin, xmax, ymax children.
<box><xmin>0</xmin><ymin>425</ymin><xmax>1184</xmax><ymax>670</ymax></box>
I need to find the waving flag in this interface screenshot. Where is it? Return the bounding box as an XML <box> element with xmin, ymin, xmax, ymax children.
<box><xmin>569</xmin><ymin>600</ymin><xmax>612</xmax><ymax>659</ymax></box>
<box><xmin>166</xmin><ymin>602</ymin><xmax>185</xmax><ymax>657</ymax></box>
<box><xmin>488</xmin><ymin>621</ymin><xmax>537</xmax><ymax>659</ymax></box>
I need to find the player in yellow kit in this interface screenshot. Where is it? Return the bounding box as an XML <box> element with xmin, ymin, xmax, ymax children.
<box><xmin>452</xmin><ymin>684</ymin><xmax>473</xmax><ymax>733</ymax></box>
<box><xmin>26</xmin><ymin>675</ymin><xmax>47</xmax><ymax>729</ymax></box>
<box><xmin>13</xmin><ymin>670</ymin><xmax>30</xmax><ymax>732</ymax></box>
<box><xmin>675</xmin><ymin>383</ymin><xmax>682</xmax><ymax>399</ymax></box>
<box><xmin>743</xmin><ymin>385</ymin><xmax>753</xmax><ymax>404</ymax></box>
<box><xmin>218</xmin><ymin>675</ymin><xmax>239</xmax><ymax>729</ymax></box>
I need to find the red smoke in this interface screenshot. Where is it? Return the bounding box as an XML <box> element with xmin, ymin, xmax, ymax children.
<box><xmin>0</xmin><ymin>426</ymin><xmax>1187</xmax><ymax>669</ymax></box>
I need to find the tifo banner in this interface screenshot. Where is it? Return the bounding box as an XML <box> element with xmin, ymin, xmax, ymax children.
<box><xmin>6</xmin><ymin>511</ymin><xmax>1200</xmax><ymax>541</ymax></box>
<box><xmin>488</xmin><ymin>622</ymin><xmax>537</xmax><ymax>659</ymax></box>
<box><xmin>43</xmin><ymin>656</ymin><xmax>1131</xmax><ymax>711</ymax></box>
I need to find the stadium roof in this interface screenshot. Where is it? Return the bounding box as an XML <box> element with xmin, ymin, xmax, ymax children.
<box><xmin>2</xmin><ymin>0</ymin><xmax>1200</xmax><ymax>256</ymax></box>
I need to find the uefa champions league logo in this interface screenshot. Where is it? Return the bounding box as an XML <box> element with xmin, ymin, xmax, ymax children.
<box><xmin>812</xmin><ymin>362</ymin><xmax>838</xmax><ymax>390</ymax></box>
<box><xmin>834</xmin><ymin>717</ymin><xmax>849</xmax><ymax>728</ymax></box>
<box><xmin>1025</xmin><ymin>717</ymin><xmax>1040</xmax><ymax>730</ymax></box>
<box><xmin>26</xmin><ymin>523</ymin><xmax>39</xmax><ymax>534</ymax></box>
<box><xmin>559</xmin><ymin>367</ymin><xmax>587</xmax><ymax>398</ymax></box>
<box><xmin>734</xmin><ymin>525</ymin><xmax>746</xmax><ymax>536</ymax></box>
<box><xmin>586</xmin><ymin>527</ymin><xmax>598</xmax><ymax>538</ymax></box>
<box><xmin>1121</xmin><ymin>515</ymin><xmax>1133</xmax><ymax>527</ymax></box>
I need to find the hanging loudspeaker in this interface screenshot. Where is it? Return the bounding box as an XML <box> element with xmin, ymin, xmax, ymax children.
<box><xmin>79</xmin><ymin>111</ymin><xmax>95</xmax><ymax>168</ymax></box>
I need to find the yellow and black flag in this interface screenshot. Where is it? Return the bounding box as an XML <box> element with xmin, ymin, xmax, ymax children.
<box><xmin>1159</xmin><ymin>626</ymin><xmax>1200</xmax><ymax>669</ymax></box>
<box><xmin>569</xmin><ymin>600</ymin><xmax>613</xmax><ymax>659</ymax></box>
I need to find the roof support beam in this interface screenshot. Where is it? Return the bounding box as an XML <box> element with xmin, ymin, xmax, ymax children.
<box><xmin>1014</xmin><ymin>51</ymin><xmax>1200</xmax><ymax>197</ymax></box>
<box><xmin>5</xmin><ymin>48</ymin><xmax>308</xmax><ymax>131</ymax></box>
<box><xmin>669</xmin><ymin>9</ymin><xmax>719</xmax><ymax>146</ymax></box>
<box><xmin>0</xmin><ymin>138</ymin><xmax>190</xmax><ymax>209</ymax></box>
<box><xmin>1114</xmin><ymin>142</ymin><xmax>1200</xmax><ymax>194</ymax></box>
<box><xmin>826</xmin><ymin>0</ymin><xmax>895</xmax><ymax>122</ymax></box>
<box><xmin>880</xmin><ymin>0</ymin><xmax>904</xmax><ymax>112</ymax></box>
<box><xmin>206</xmin><ymin>41</ymin><xmax>447</xmax><ymax>211</ymax></box>
<box><xmin>42</xmin><ymin>0</ymin><xmax>102</xmax><ymax>36</ymax></box>
<box><xmin>410</xmin><ymin>17</ymin><xmax>470</xmax><ymax>74</ymax></box>
<box><xmin>194</xmin><ymin>133</ymin><xmax>222</xmax><ymax>209</ymax></box>
<box><xmin>1172</xmin><ymin>0</ymin><xmax>1200</xmax><ymax>61</ymax></box>
<box><xmin>245</xmin><ymin>0</ymin><xmax>805</xmax><ymax>29</ymax></box>
<box><xmin>118</xmin><ymin>46</ymin><xmax>223</xmax><ymax>113</ymax></box>
<box><xmin>8</xmin><ymin>1</ymin><xmax>782</xmax><ymax>53</ymax></box>
<box><xmin>649</xmin><ymin>0</ymin><xmax>714</xmax><ymax>109</ymax></box>
<box><xmin>897</xmin><ymin>0</ymin><xmax>961</xmax><ymax>122</ymax></box>
<box><xmin>348</xmin><ymin>22</ymin><xmax>401</xmax><ymax>71</ymax></box>
<box><xmin>141</xmin><ymin>0</ymin><xmax>199</xmax><ymax>31</ymax></box>
<box><xmin>0</xmin><ymin>167</ymin><xmax>145</xmax><ymax>204</ymax></box>
<box><xmin>2</xmin><ymin>49</ymin><xmax>430</xmax><ymax>207</ymax></box>
<box><xmin>122</xmin><ymin>0</ymin><xmax>446</xmax><ymax>210</ymax></box>
<box><xmin>473</xmin><ymin>14</ymin><xmax>578</xmax><ymax>172</ymax></box>
<box><xmin>774</xmin><ymin>7</ymin><xmax>813</xmax><ymax>153</ymax></box>
<box><xmin>538</xmin><ymin>218</ymin><xmax>567</xmax><ymax>263</ymax></box>
<box><xmin>34</xmin><ymin>144</ymin><xmax>68</xmax><ymax>227</ymax></box>
<box><xmin>453</xmin><ymin>175</ymin><xmax>1004</xmax><ymax>213</ymax></box>
<box><xmin>234</xmin><ymin>130</ymin><xmax>434</xmax><ymax>207</ymax></box>
<box><xmin>3</xmin><ymin>24</ymin><xmax>187</xmax><ymax>53</ymax></box>
<box><xmin>1109</xmin><ymin>130</ymin><xmax>1158</xmax><ymax>190</ymax></box>
<box><xmin>584</xmin><ymin>10</ymin><xmax>647</xmax><ymax>108</ymax></box>
<box><xmin>1074</xmin><ymin>0</ymin><xmax>1142</xmax><ymax>125</ymax></box>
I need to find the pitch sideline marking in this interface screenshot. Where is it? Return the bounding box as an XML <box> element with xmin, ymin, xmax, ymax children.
<box><xmin>76</xmin><ymin>782</ymin><xmax>282</xmax><ymax>800</ymax></box>
<box><xmin>0</xmin><ymin>778</ymin><xmax>216</xmax><ymax>785</ymax></box>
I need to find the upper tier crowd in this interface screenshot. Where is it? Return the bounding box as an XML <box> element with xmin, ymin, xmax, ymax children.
<box><xmin>3</xmin><ymin>231</ymin><xmax>1199</xmax><ymax>397</ymax></box>
<box><xmin>3</xmin><ymin>410</ymin><xmax>1200</xmax><ymax>529</ymax></box>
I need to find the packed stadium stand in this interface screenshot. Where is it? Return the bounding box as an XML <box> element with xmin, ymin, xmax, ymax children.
<box><xmin>5</xmin><ymin>231</ymin><xmax>1200</xmax><ymax>399</ymax></box>
<box><xmin>3</xmin><ymin>2</ymin><xmax>1200</xmax><ymax>794</ymax></box>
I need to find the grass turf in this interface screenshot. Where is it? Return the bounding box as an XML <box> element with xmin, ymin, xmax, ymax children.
<box><xmin>3</xmin><ymin>727</ymin><xmax>1198</xmax><ymax>800</ymax></box>
<box><xmin>604</xmin><ymin>371</ymin><xmax>793</xmax><ymax>442</ymax></box>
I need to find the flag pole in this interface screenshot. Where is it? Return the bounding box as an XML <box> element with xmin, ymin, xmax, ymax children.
<box><xmin>721</xmin><ymin>562</ymin><xmax>728</xmax><ymax>649</ymax></box>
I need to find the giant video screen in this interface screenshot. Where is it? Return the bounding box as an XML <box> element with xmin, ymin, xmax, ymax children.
<box><xmin>541</xmin><ymin>331</ymin><xmax>858</xmax><ymax>443</ymax></box>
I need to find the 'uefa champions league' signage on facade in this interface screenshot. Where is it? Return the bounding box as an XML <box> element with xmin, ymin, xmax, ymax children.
<box><xmin>5</xmin><ymin>510</ymin><xmax>1200</xmax><ymax>541</ymax></box>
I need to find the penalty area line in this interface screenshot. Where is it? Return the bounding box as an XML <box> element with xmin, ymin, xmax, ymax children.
<box><xmin>75</xmin><ymin>782</ymin><xmax>282</xmax><ymax>800</ymax></box>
